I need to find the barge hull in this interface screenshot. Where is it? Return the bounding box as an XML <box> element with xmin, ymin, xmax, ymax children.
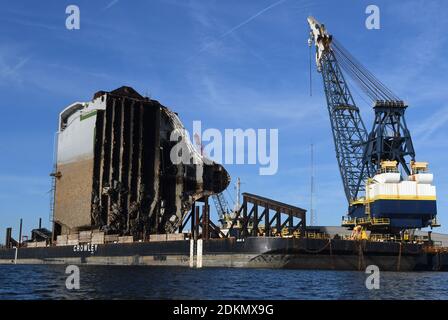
<box><xmin>0</xmin><ymin>237</ymin><xmax>446</xmax><ymax>271</ymax></box>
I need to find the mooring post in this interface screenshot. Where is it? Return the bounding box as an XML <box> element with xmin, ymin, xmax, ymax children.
<box><xmin>197</xmin><ymin>239</ymin><xmax>203</xmax><ymax>268</ymax></box>
<box><xmin>14</xmin><ymin>246</ymin><xmax>18</xmax><ymax>264</ymax></box>
<box><xmin>189</xmin><ymin>204</ymin><xmax>196</xmax><ymax>268</ymax></box>
<box><xmin>192</xmin><ymin>206</ymin><xmax>200</xmax><ymax>268</ymax></box>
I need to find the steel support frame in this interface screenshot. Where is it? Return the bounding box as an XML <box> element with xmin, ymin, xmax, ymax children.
<box><xmin>180</xmin><ymin>197</ymin><xmax>226</xmax><ymax>240</ymax></box>
<box><xmin>364</xmin><ymin>101</ymin><xmax>415</xmax><ymax>175</ymax></box>
<box><xmin>227</xmin><ymin>193</ymin><xmax>306</xmax><ymax>239</ymax></box>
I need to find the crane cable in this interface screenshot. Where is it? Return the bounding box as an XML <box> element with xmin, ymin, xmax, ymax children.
<box><xmin>333</xmin><ymin>41</ymin><xmax>399</xmax><ymax>101</ymax></box>
<box><xmin>333</xmin><ymin>43</ymin><xmax>391</xmax><ymax>101</ymax></box>
<box><xmin>332</xmin><ymin>39</ymin><xmax>396</xmax><ymax>100</ymax></box>
<box><xmin>309</xmin><ymin>39</ymin><xmax>313</xmax><ymax>96</ymax></box>
<box><xmin>331</xmin><ymin>38</ymin><xmax>400</xmax><ymax>102</ymax></box>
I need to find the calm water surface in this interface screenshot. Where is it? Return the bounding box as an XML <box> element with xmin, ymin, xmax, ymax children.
<box><xmin>0</xmin><ymin>265</ymin><xmax>447</xmax><ymax>300</ymax></box>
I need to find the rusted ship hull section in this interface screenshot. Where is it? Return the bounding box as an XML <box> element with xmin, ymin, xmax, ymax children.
<box><xmin>53</xmin><ymin>87</ymin><xmax>229</xmax><ymax>239</ymax></box>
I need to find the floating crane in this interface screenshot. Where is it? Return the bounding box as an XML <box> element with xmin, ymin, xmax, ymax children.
<box><xmin>307</xmin><ymin>17</ymin><xmax>438</xmax><ymax>233</ymax></box>
<box><xmin>212</xmin><ymin>192</ymin><xmax>231</xmax><ymax>220</ymax></box>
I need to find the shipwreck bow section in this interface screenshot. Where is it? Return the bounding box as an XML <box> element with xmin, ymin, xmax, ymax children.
<box><xmin>52</xmin><ymin>86</ymin><xmax>230</xmax><ymax>239</ymax></box>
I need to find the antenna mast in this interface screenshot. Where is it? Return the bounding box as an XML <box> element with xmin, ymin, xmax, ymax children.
<box><xmin>310</xmin><ymin>144</ymin><xmax>316</xmax><ymax>226</ymax></box>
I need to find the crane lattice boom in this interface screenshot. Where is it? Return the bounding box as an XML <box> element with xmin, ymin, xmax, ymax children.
<box><xmin>308</xmin><ymin>17</ymin><xmax>372</xmax><ymax>202</ymax></box>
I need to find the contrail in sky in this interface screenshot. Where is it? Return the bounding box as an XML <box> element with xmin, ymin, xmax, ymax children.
<box><xmin>104</xmin><ymin>0</ymin><xmax>119</xmax><ymax>10</ymax></box>
<box><xmin>3</xmin><ymin>57</ymin><xmax>30</xmax><ymax>77</ymax></box>
<box><xmin>196</xmin><ymin>0</ymin><xmax>288</xmax><ymax>55</ymax></box>
<box><xmin>220</xmin><ymin>0</ymin><xmax>287</xmax><ymax>38</ymax></box>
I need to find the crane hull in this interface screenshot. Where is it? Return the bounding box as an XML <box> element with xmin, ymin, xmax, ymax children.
<box><xmin>350</xmin><ymin>199</ymin><xmax>437</xmax><ymax>230</ymax></box>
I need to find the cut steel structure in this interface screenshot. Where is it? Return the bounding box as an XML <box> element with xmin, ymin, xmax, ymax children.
<box><xmin>52</xmin><ymin>86</ymin><xmax>230</xmax><ymax>239</ymax></box>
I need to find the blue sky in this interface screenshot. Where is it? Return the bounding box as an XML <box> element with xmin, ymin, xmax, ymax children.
<box><xmin>1</xmin><ymin>0</ymin><xmax>447</xmax><ymax>241</ymax></box>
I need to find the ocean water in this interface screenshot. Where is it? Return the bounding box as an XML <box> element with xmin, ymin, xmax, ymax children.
<box><xmin>0</xmin><ymin>265</ymin><xmax>447</xmax><ymax>300</ymax></box>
